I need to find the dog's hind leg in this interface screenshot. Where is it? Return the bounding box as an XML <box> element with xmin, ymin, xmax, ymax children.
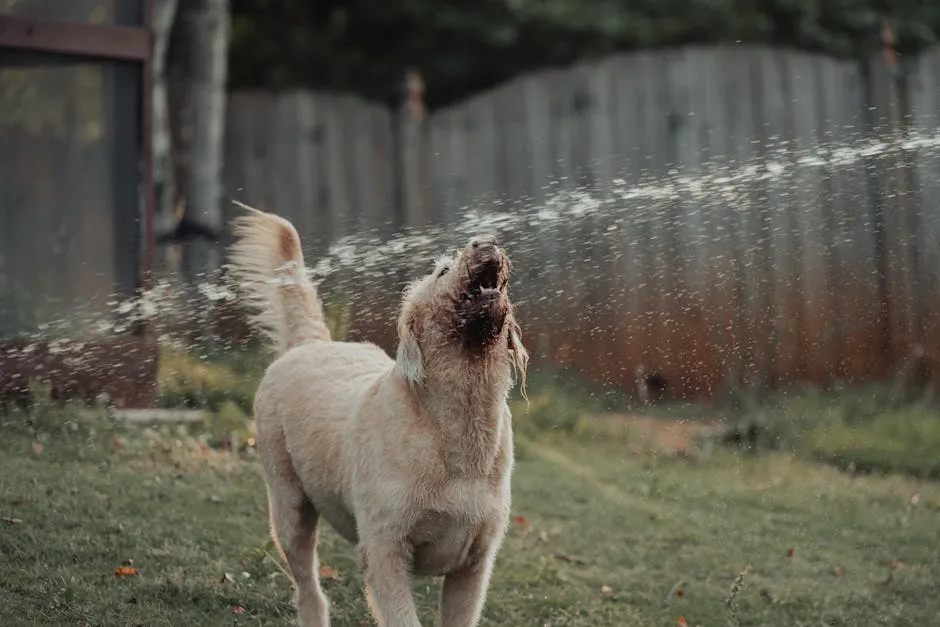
<box><xmin>267</xmin><ymin>479</ymin><xmax>330</xmax><ymax>627</ymax></box>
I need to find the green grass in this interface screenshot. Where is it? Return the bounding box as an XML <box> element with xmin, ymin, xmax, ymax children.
<box><xmin>2</xmin><ymin>404</ymin><xmax>940</xmax><ymax>626</ymax></box>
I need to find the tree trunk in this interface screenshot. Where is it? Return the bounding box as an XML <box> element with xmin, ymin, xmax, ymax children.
<box><xmin>152</xmin><ymin>0</ymin><xmax>178</xmax><ymax>274</ymax></box>
<box><xmin>167</xmin><ymin>0</ymin><xmax>230</xmax><ymax>283</ymax></box>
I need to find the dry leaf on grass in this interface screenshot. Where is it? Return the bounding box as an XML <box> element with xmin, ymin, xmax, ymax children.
<box><xmin>114</xmin><ymin>567</ymin><xmax>138</xmax><ymax>577</ymax></box>
<box><xmin>31</xmin><ymin>442</ymin><xmax>44</xmax><ymax>455</ymax></box>
<box><xmin>319</xmin><ymin>565</ymin><xmax>338</xmax><ymax>579</ymax></box>
<box><xmin>512</xmin><ymin>516</ymin><xmax>531</xmax><ymax>534</ymax></box>
<box><xmin>232</xmin><ymin>606</ymin><xmax>246</xmax><ymax>615</ymax></box>
<box><xmin>677</xmin><ymin>617</ymin><xmax>688</xmax><ymax>627</ymax></box>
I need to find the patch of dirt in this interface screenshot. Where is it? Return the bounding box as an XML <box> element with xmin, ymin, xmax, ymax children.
<box><xmin>600</xmin><ymin>413</ymin><xmax>724</xmax><ymax>457</ymax></box>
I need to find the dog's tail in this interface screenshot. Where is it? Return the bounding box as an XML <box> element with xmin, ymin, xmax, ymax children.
<box><xmin>228</xmin><ymin>202</ymin><xmax>330</xmax><ymax>353</ymax></box>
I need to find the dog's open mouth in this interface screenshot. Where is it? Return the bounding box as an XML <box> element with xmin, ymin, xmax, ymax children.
<box><xmin>469</xmin><ymin>258</ymin><xmax>501</xmax><ymax>293</ymax></box>
<box><xmin>456</xmin><ymin>255</ymin><xmax>509</xmax><ymax>352</ymax></box>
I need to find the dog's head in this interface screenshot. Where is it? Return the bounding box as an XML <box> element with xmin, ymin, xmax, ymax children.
<box><xmin>395</xmin><ymin>235</ymin><xmax>527</xmax><ymax>392</ymax></box>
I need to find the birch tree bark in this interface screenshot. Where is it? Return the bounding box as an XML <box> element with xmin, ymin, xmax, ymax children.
<box><xmin>152</xmin><ymin>0</ymin><xmax>178</xmax><ymax>275</ymax></box>
<box><xmin>167</xmin><ymin>0</ymin><xmax>230</xmax><ymax>283</ymax></box>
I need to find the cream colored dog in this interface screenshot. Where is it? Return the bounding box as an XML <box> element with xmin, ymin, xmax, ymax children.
<box><xmin>228</xmin><ymin>207</ymin><xmax>528</xmax><ymax>627</ymax></box>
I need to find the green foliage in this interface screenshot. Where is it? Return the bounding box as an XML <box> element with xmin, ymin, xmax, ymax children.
<box><xmin>203</xmin><ymin>400</ymin><xmax>256</xmax><ymax>446</ymax></box>
<box><xmin>229</xmin><ymin>0</ymin><xmax>940</xmax><ymax>108</ymax></box>
<box><xmin>807</xmin><ymin>405</ymin><xmax>940</xmax><ymax>479</ymax></box>
<box><xmin>720</xmin><ymin>385</ymin><xmax>940</xmax><ymax>479</ymax></box>
<box><xmin>512</xmin><ymin>389</ymin><xmax>590</xmax><ymax>438</ymax></box>
<box><xmin>516</xmin><ymin>369</ymin><xmax>633</xmax><ymax>413</ymax></box>
<box><xmin>323</xmin><ymin>294</ymin><xmax>353</xmax><ymax>342</ymax></box>
<box><xmin>509</xmin><ymin>369</ymin><xmax>628</xmax><ymax>440</ymax></box>
<box><xmin>155</xmin><ymin>345</ymin><xmax>263</xmax><ymax>416</ymax></box>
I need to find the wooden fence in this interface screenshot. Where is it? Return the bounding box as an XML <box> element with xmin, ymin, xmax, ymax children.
<box><xmin>219</xmin><ymin>45</ymin><xmax>940</xmax><ymax>400</ymax></box>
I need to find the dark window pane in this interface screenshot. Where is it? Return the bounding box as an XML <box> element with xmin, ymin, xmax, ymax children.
<box><xmin>0</xmin><ymin>50</ymin><xmax>141</xmax><ymax>338</ymax></box>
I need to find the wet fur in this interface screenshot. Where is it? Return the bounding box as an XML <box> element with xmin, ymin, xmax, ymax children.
<box><xmin>227</xmin><ymin>206</ymin><xmax>527</xmax><ymax>627</ymax></box>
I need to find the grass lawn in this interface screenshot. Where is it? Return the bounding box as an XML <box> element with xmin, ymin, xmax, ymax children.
<box><xmin>1</xmin><ymin>412</ymin><xmax>939</xmax><ymax>626</ymax></box>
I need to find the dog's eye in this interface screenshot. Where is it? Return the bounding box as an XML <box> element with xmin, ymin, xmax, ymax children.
<box><xmin>438</xmin><ymin>267</ymin><xmax>449</xmax><ymax>278</ymax></box>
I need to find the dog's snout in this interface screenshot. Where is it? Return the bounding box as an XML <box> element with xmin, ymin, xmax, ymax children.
<box><xmin>471</xmin><ymin>235</ymin><xmax>499</xmax><ymax>251</ymax></box>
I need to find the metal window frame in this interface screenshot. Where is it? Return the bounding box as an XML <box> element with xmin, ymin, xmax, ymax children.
<box><xmin>0</xmin><ymin>1</ymin><xmax>156</xmax><ymax>291</ymax></box>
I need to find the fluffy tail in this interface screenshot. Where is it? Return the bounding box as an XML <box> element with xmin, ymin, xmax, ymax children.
<box><xmin>228</xmin><ymin>202</ymin><xmax>330</xmax><ymax>353</ymax></box>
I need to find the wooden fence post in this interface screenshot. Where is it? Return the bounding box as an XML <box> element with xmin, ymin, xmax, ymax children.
<box><xmin>398</xmin><ymin>68</ymin><xmax>428</xmax><ymax>228</ymax></box>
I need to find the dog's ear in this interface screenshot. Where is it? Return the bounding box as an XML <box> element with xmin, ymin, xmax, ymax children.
<box><xmin>396</xmin><ymin>308</ymin><xmax>424</xmax><ymax>385</ymax></box>
<box><xmin>507</xmin><ymin>319</ymin><xmax>529</xmax><ymax>398</ymax></box>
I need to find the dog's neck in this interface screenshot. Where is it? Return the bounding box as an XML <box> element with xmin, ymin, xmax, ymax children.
<box><xmin>413</xmin><ymin>353</ymin><xmax>512</xmax><ymax>476</ymax></box>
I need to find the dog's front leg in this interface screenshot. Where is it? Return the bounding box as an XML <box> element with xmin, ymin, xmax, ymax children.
<box><xmin>359</xmin><ymin>541</ymin><xmax>421</xmax><ymax>627</ymax></box>
<box><xmin>437</xmin><ymin>547</ymin><xmax>498</xmax><ymax>627</ymax></box>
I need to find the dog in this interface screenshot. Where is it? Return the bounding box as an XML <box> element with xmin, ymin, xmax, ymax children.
<box><xmin>228</xmin><ymin>206</ymin><xmax>528</xmax><ymax>627</ymax></box>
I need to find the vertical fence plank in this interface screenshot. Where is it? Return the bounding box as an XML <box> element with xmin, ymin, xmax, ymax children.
<box><xmin>815</xmin><ymin>58</ymin><xmax>848</xmax><ymax>382</ymax></box>
<box><xmin>842</xmin><ymin>59</ymin><xmax>887</xmax><ymax>380</ymax></box>
<box><xmin>693</xmin><ymin>47</ymin><xmax>737</xmax><ymax>397</ymax></box>
<box><xmin>585</xmin><ymin>57</ymin><xmax>621</xmax><ymax>384</ymax></box>
<box><xmin>323</xmin><ymin>95</ymin><xmax>350</xmax><ymax>242</ymax></box>
<box><xmin>221</xmin><ymin>92</ymin><xmax>247</xmax><ymax>248</ymax></box>
<box><xmin>271</xmin><ymin>92</ymin><xmax>302</xmax><ymax>234</ymax></box>
<box><xmin>400</xmin><ymin>100</ymin><xmax>427</xmax><ymax>230</ymax></box>
<box><xmin>250</xmin><ymin>92</ymin><xmax>277</xmax><ymax>214</ymax></box>
<box><xmin>368</xmin><ymin>105</ymin><xmax>396</xmax><ymax>236</ymax></box>
<box><xmin>868</xmin><ymin>52</ymin><xmax>918</xmax><ymax>369</ymax></box>
<box><xmin>721</xmin><ymin>48</ymin><xmax>758</xmax><ymax>392</ymax></box>
<box><xmin>293</xmin><ymin>92</ymin><xmax>318</xmax><ymax>249</ymax></box>
<box><xmin>789</xmin><ymin>52</ymin><xmax>832</xmax><ymax>385</ymax></box>
<box><xmin>609</xmin><ymin>53</ymin><xmax>647</xmax><ymax>387</ymax></box>
<box><xmin>636</xmin><ymin>52</ymin><xmax>670</xmax><ymax>379</ymax></box>
<box><xmin>753</xmin><ymin>48</ymin><xmax>796</xmax><ymax>387</ymax></box>
<box><xmin>428</xmin><ymin>109</ymin><xmax>456</xmax><ymax>225</ymax></box>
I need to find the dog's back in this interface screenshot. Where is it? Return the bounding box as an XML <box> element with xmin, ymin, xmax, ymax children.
<box><xmin>255</xmin><ymin>339</ymin><xmax>392</xmax><ymax>542</ymax></box>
